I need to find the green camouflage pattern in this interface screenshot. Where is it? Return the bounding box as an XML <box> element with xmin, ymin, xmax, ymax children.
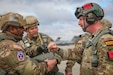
<box><xmin>75</xmin><ymin>3</ymin><xmax>104</xmax><ymax>19</ymax></box>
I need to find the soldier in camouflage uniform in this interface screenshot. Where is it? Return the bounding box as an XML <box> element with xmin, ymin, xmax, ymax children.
<box><xmin>0</xmin><ymin>12</ymin><xmax>59</xmax><ymax>75</ymax></box>
<box><xmin>19</xmin><ymin>16</ymin><xmax>63</xmax><ymax>75</ymax></box>
<box><xmin>65</xmin><ymin>19</ymin><xmax>112</xmax><ymax>75</ymax></box>
<box><xmin>48</xmin><ymin>2</ymin><xmax>113</xmax><ymax>75</ymax></box>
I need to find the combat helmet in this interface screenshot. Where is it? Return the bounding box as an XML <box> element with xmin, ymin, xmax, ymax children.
<box><xmin>0</xmin><ymin>12</ymin><xmax>26</xmax><ymax>31</ymax></box>
<box><xmin>75</xmin><ymin>3</ymin><xmax>104</xmax><ymax>25</ymax></box>
<box><xmin>24</xmin><ymin>16</ymin><xmax>39</xmax><ymax>29</ymax></box>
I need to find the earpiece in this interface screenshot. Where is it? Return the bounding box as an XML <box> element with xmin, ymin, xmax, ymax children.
<box><xmin>86</xmin><ymin>12</ymin><xmax>97</xmax><ymax>25</ymax></box>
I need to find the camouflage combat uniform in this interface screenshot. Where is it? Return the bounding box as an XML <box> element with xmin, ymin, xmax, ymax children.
<box><xmin>20</xmin><ymin>33</ymin><xmax>62</xmax><ymax>75</ymax></box>
<box><xmin>0</xmin><ymin>13</ymin><xmax>50</xmax><ymax>75</ymax></box>
<box><xmin>64</xmin><ymin>2</ymin><xmax>113</xmax><ymax>75</ymax></box>
<box><xmin>19</xmin><ymin>16</ymin><xmax>63</xmax><ymax>75</ymax></box>
<box><xmin>59</xmin><ymin>19</ymin><xmax>113</xmax><ymax>75</ymax></box>
<box><xmin>0</xmin><ymin>32</ymin><xmax>48</xmax><ymax>75</ymax></box>
<box><xmin>21</xmin><ymin>33</ymin><xmax>53</xmax><ymax>57</ymax></box>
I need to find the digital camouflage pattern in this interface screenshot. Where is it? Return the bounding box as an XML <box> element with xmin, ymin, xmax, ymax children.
<box><xmin>59</xmin><ymin>19</ymin><xmax>113</xmax><ymax>75</ymax></box>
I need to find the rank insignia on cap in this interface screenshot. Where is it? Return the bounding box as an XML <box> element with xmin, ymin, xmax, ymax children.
<box><xmin>105</xmin><ymin>40</ymin><xmax>113</xmax><ymax>46</ymax></box>
<box><xmin>17</xmin><ymin>51</ymin><xmax>24</xmax><ymax>61</ymax></box>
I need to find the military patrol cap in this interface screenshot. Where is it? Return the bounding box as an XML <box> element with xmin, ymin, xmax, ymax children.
<box><xmin>24</xmin><ymin>16</ymin><xmax>39</xmax><ymax>29</ymax></box>
<box><xmin>0</xmin><ymin>12</ymin><xmax>26</xmax><ymax>31</ymax></box>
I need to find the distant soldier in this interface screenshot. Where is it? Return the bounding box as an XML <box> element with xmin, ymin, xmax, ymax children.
<box><xmin>0</xmin><ymin>12</ymin><xmax>58</xmax><ymax>75</ymax></box>
<box><xmin>19</xmin><ymin>16</ymin><xmax>63</xmax><ymax>75</ymax></box>
<box><xmin>48</xmin><ymin>2</ymin><xmax>113</xmax><ymax>75</ymax></box>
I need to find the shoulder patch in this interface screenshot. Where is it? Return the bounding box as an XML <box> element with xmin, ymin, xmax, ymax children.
<box><xmin>17</xmin><ymin>51</ymin><xmax>24</xmax><ymax>61</ymax></box>
<box><xmin>105</xmin><ymin>40</ymin><xmax>113</xmax><ymax>46</ymax></box>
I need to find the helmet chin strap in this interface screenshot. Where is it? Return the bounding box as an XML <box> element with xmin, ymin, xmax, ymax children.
<box><xmin>83</xmin><ymin>24</ymin><xmax>90</xmax><ymax>32</ymax></box>
<box><xmin>82</xmin><ymin>16</ymin><xmax>89</xmax><ymax>32</ymax></box>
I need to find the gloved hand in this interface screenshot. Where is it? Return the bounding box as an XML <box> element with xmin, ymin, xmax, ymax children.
<box><xmin>37</xmin><ymin>45</ymin><xmax>48</xmax><ymax>53</ymax></box>
<box><xmin>47</xmin><ymin>42</ymin><xmax>58</xmax><ymax>53</ymax></box>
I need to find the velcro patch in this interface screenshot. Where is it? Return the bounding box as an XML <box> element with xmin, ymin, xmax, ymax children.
<box><xmin>108</xmin><ymin>51</ymin><xmax>113</xmax><ymax>59</ymax></box>
<box><xmin>105</xmin><ymin>40</ymin><xmax>113</xmax><ymax>46</ymax></box>
<box><xmin>17</xmin><ymin>51</ymin><xmax>24</xmax><ymax>61</ymax></box>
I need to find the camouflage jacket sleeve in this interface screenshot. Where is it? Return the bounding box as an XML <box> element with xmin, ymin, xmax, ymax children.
<box><xmin>57</xmin><ymin>34</ymin><xmax>90</xmax><ymax>72</ymax></box>
<box><xmin>0</xmin><ymin>40</ymin><xmax>48</xmax><ymax>75</ymax></box>
<box><xmin>57</xmin><ymin>47</ymin><xmax>82</xmax><ymax>62</ymax></box>
<box><xmin>59</xmin><ymin>34</ymin><xmax>89</xmax><ymax>60</ymax></box>
<box><xmin>96</xmin><ymin>33</ymin><xmax>113</xmax><ymax>74</ymax></box>
<box><xmin>65</xmin><ymin>60</ymin><xmax>76</xmax><ymax>72</ymax></box>
<box><xmin>64</xmin><ymin>48</ymin><xmax>83</xmax><ymax>72</ymax></box>
<box><xmin>64</xmin><ymin>41</ymin><xmax>85</xmax><ymax>72</ymax></box>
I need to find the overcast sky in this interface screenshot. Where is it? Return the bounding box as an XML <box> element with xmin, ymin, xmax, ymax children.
<box><xmin>0</xmin><ymin>0</ymin><xmax>113</xmax><ymax>40</ymax></box>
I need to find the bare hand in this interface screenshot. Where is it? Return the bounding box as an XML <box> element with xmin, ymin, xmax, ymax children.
<box><xmin>47</xmin><ymin>42</ymin><xmax>58</xmax><ymax>52</ymax></box>
<box><xmin>45</xmin><ymin>58</ymin><xmax>57</xmax><ymax>72</ymax></box>
<box><xmin>65</xmin><ymin>71</ymin><xmax>73</xmax><ymax>75</ymax></box>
